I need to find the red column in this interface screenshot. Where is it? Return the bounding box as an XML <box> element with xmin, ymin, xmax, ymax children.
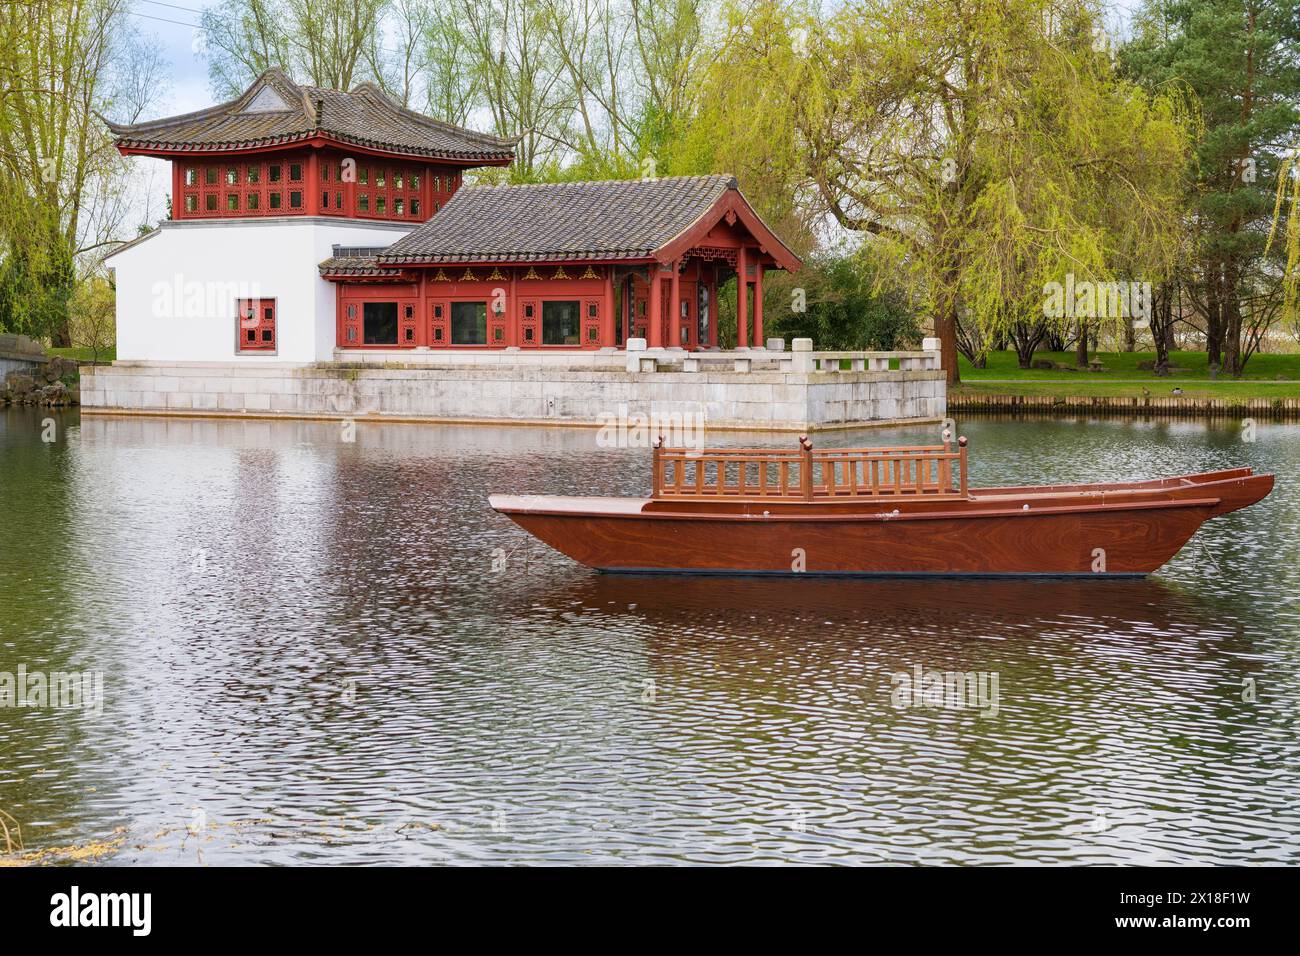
<box><xmin>506</xmin><ymin>268</ymin><xmax>518</xmax><ymax>346</ymax></box>
<box><xmin>648</xmin><ymin>267</ymin><xmax>663</xmax><ymax>347</ymax></box>
<box><xmin>737</xmin><ymin>246</ymin><xmax>748</xmax><ymax>348</ymax></box>
<box><xmin>753</xmin><ymin>262</ymin><xmax>764</xmax><ymax>346</ymax></box>
<box><xmin>416</xmin><ymin>273</ymin><xmax>428</xmax><ymax>347</ymax></box>
<box><xmin>602</xmin><ymin>267</ymin><xmax>615</xmax><ymax>346</ymax></box>
<box><xmin>171</xmin><ymin>162</ymin><xmax>183</xmax><ymax>220</ymax></box>
<box><xmin>669</xmin><ymin>259</ymin><xmax>681</xmax><ymax>348</ymax></box>
<box><xmin>307</xmin><ymin>150</ymin><xmax>320</xmax><ymax>215</ymax></box>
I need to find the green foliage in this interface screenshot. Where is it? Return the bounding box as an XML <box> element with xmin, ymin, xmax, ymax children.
<box><xmin>671</xmin><ymin>0</ymin><xmax>1192</xmax><ymax>380</ymax></box>
<box><xmin>1122</xmin><ymin>0</ymin><xmax>1300</xmax><ymax>373</ymax></box>
<box><xmin>768</xmin><ymin>254</ymin><xmax>920</xmax><ymax>350</ymax></box>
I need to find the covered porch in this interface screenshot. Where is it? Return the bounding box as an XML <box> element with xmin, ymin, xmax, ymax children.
<box><xmin>318</xmin><ymin>174</ymin><xmax>800</xmax><ymax>353</ymax></box>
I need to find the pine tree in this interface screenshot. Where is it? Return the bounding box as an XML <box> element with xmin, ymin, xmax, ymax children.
<box><xmin>1123</xmin><ymin>0</ymin><xmax>1300</xmax><ymax>376</ymax></box>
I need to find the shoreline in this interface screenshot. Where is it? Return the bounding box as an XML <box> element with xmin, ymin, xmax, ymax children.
<box><xmin>948</xmin><ymin>392</ymin><xmax>1300</xmax><ymax>419</ymax></box>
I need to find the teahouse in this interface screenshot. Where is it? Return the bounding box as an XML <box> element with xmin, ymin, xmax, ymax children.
<box><xmin>89</xmin><ymin>69</ymin><xmax>946</xmax><ymax>430</ymax></box>
<box><xmin>104</xmin><ymin>69</ymin><xmax>798</xmax><ymax>361</ymax></box>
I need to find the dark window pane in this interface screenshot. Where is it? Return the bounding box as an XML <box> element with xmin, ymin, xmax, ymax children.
<box><xmin>226</xmin><ymin>194</ymin><xmax>239</xmax><ymax>210</ymax></box>
<box><xmin>269</xmin><ymin>192</ymin><xmax>282</xmax><ymax>209</ymax></box>
<box><xmin>247</xmin><ymin>166</ymin><xmax>260</xmax><ymax>184</ymax></box>
<box><xmin>542</xmin><ymin>300</ymin><xmax>580</xmax><ymax>346</ymax></box>
<box><xmin>450</xmin><ymin>301</ymin><xmax>486</xmax><ymax>345</ymax></box>
<box><xmin>290</xmin><ymin>191</ymin><xmax>302</xmax><ymax>208</ymax></box>
<box><xmin>411</xmin><ymin>199</ymin><xmax>420</xmax><ymax>216</ymax></box>
<box><xmin>290</xmin><ymin>163</ymin><xmax>302</xmax><ymax>181</ymax></box>
<box><xmin>205</xmin><ymin>194</ymin><xmax>217</xmax><ymax>211</ymax></box>
<box><xmin>268</xmin><ymin>165</ymin><xmax>281</xmax><ymax>182</ymax></box>
<box><xmin>205</xmin><ymin>167</ymin><xmax>218</xmax><ymax>185</ymax></box>
<box><xmin>247</xmin><ymin>192</ymin><xmax>259</xmax><ymax>210</ymax></box>
<box><xmin>363</xmin><ymin>302</ymin><xmax>398</xmax><ymax>344</ymax></box>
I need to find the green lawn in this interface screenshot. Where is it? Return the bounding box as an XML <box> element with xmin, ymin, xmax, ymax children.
<box><xmin>953</xmin><ymin>349</ymin><xmax>1300</xmax><ymax>399</ymax></box>
<box><xmin>47</xmin><ymin>346</ymin><xmax>115</xmax><ymax>363</ymax></box>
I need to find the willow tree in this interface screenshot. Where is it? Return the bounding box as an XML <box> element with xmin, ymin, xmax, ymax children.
<box><xmin>678</xmin><ymin>0</ymin><xmax>1190</xmax><ymax>382</ymax></box>
<box><xmin>1269</xmin><ymin>148</ymin><xmax>1300</xmax><ymax>331</ymax></box>
<box><xmin>0</xmin><ymin>0</ymin><xmax>153</xmax><ymax>344</ymax></box>
<box><xmin>201</xmin><ymin>0</ymin><xmax>387</xmax><ymax>97</ymax></box>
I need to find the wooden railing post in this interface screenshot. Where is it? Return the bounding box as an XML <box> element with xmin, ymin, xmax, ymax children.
<box><xmin>958</xmin><ymin>436</ymin><xmax>969</xmax><ymax>497</ymax></box>
<box><xmin>799</xmin><ymin>436</ymin><xmax>814</xmax><ymax>501</ymax></box>
<box><xmin>939</xmin><ymin>426</ymin><xmax>952</xmax><ymax>490</ymax></box>
<box><xmin>652</xmin><ymin>435</ymin><xmax>664</xmax><ymax>496</ymax></box>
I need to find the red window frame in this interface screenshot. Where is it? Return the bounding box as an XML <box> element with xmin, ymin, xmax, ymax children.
<box><xmin>236</xmin><ymin>297</ymin><xmax>277</xmax><ymax>353</ymax></box>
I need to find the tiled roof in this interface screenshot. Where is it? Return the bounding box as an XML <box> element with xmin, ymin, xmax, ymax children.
<box><xmin>318</xmin><ymin>248</ymin><xmax>402</xmax><ymax>277</ymax></box>
<box><xmin>378</xmin><ymin>175</ymin><xmax>746</xmax><ymax>264</ymax></box>
<box><xmin>108</xmin><ymin>68</ymin><xmax>516</xmax><ymax>163</ymax></box>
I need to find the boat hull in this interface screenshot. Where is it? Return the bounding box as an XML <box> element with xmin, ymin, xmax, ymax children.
<box><xmin>490</xmin><ymin>470</ymin><xmax>1272</xmax><ymax>577</ymax></box>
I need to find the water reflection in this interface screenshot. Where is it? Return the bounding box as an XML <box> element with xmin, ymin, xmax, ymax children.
<box><xmin>0</xmin><ymin>408</ymin><xmax>1297</xmax><ymax>864</ymax></box>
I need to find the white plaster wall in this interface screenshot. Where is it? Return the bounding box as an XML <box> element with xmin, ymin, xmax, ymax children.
<box><xmin>106</xmin><ymin>217</ymin><xmax>414</xmax><ymax>363</ymax></box>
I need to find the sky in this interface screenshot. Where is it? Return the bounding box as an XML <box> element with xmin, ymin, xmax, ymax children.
<box><xmin>131</xmin><ymin>0</ymin><xmax>1147</xmax><ymax>121</ymax></box>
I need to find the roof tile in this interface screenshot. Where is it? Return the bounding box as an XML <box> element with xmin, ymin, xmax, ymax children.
<box><xmin>379</xmin><ymin>175</ymin><xmax>739</xmax><ymax>263</ymax></box>
<box><xmin>109</xmin><ymin>69</ymin><xmax>515</xmax><ymax>163</ymax></box>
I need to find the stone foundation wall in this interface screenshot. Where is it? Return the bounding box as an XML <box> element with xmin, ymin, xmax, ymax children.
<box><xmin>81</xmin><ymin>357</ymin><xmax>945</xmax><ymax>430</ymax></box>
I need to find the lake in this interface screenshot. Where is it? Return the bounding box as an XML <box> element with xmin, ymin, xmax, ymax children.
<box><xmin>1</xmin><ymin>408</ymin><xmax>1298</xmax><ymax>864</ymax></box>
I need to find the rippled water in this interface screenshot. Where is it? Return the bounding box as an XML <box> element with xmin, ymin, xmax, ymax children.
<box><xmin>1</xmin><ymin>408</ymin><xmax>1298</xmax><ymax>865</ymax></box>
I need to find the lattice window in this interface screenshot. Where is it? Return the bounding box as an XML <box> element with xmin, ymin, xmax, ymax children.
<box><xmin>583</xmin><ymin>299</ymin><xmax>601</xmax><ymax>346</ymax></box>
<box><xmin>340</xmin><ymin>302</ymin><xmax>360</xmax><ymax>344</ymax></box>
<box><xmin>237</xmin><ymin>298</ymin><xmax>276</xmax><ymax>352</ymax></box>
<box><xmin>400</xmin><ymin>300</ymin><xmax>418</xmax><ymax>345</ymax></box>
<box><xmin>429</xmin><ymin>300</ymin><xmax>449</xmax><ymax>345</ymax></box>
<box><xmin>520</xmin><ymin>299</ymin><xmax>539</xmax><ymax>345</ymax></box>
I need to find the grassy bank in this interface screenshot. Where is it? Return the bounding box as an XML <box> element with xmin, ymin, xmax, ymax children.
<box><xmin>953</xmin><ymin>350</ymin><xmax>1300</xmax><ymax>399</ymax></box>
<box><xmin>47</xmin><ymin>346</ymin><xmax>115</xmax><ymax>363</ymax></box>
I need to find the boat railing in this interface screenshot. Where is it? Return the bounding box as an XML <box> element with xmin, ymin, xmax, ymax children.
<box><xmin>652</xmin><ymin>435</ymin><xmax>970</xmax><ymax>501</ymax></box>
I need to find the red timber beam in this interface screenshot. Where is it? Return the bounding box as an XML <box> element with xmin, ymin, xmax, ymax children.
<box><xmin>117</xmin><ymin>133</ymin><xmax>513</xmax><ymax>167</ymax></box>
<box><xmin>754</xmin><ymin>259</ymin><xmax>764</xmax><ymax>346</ymax></box>
<box><xmin>652</xmin><ymin>187</ymin><xmax>801</xmax><ymax>274</ymax></box>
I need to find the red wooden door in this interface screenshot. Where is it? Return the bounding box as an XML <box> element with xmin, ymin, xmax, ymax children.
<box><xmin>677</xmin><ymin>282</ymin><xmax>697</xmax><ymax>349</ymax></box>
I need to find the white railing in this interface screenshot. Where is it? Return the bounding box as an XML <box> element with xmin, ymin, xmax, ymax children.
<box><xmin>624</xmin><ymin>336</ymin><xmax>944</xmax><ymax>374</ymax></box>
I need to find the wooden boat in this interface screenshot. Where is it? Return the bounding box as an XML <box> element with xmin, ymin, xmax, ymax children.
<box><xmin>489</xmin><ymin>435</ymin><xmax>1273</xmax><ymax>577</ymax></box>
